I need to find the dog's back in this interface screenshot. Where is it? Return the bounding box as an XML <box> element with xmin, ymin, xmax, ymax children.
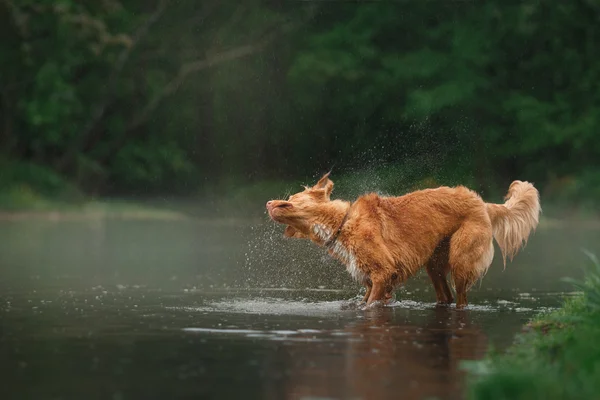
<box><xmin>345</xmin><ymin>187</ymin><xmax>488</xmax><ymax>274</ymax></box>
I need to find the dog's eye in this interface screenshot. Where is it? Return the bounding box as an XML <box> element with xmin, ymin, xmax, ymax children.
<box><xmin>277</xmin><ymin>203</ymin><xmax>293</xmax><ymax>209</ymax></box>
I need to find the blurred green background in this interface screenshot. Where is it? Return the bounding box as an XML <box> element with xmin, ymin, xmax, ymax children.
<box><xmin>1</xmin><ymin>0</ymin><xmax>598</xmax><ymax>212</ymax></box>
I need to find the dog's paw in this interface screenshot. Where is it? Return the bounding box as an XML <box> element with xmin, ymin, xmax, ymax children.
<box><xmin>361</xmin><ymin>300</ymin><xmax>387</xmax><ymax>310</ymax></box>
<box><xmin>340</xmin><ymin>299</ymin><xmax>363</xmax><ymax>310</ymax></box>
<box><xmin>384</xmin><ymin>299</ymin><xmax>400</xmax><ymax>307</ymax></box>
<box><xmin>340</xmin><ymin>302</ymin><xmax>358</xmax><ymax>310</ymax></box>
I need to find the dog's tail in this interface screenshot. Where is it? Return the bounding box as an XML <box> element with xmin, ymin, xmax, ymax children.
<box><xmin>486</xmin><ymin>181</ymin><xmax>541</xmax><ymax>266</ymax></box>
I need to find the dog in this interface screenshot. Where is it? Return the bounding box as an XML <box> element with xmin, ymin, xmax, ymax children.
<box><xmin>266</xmin><ymin>173</ymin><xmax>541</xmax><ymax>308</ymax></box>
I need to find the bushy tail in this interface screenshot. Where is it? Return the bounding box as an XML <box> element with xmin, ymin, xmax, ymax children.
<box><xmin>486</xmin><ymin>181</ymin><xmax>541</xmax><ymax>266</ymax></box>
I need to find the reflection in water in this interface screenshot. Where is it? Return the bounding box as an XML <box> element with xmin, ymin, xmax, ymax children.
<box><xmin>0</xmin><ymin>287</ymin><xmax>552</xmax><ymax>400</ymax></box>
<box><xmin>263</xmin><ymin>308</ymin><xmax>487</xmax><ymax>400</ymax></box>
<box><xmin>0</xmin><ymin>218</ymin><xmax>597</xmax><ymax>399</ymax></box>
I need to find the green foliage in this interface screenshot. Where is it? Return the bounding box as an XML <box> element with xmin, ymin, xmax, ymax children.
<box><xmin>465</xmin><ymin>252</ymin><xmax>600</xmax><ymax>400</ymax></box>
<box><xmin>1</xmin><ymin>0</ymin><xmax>599</xmax><ymax>206</ymax></box>
<box><xmin>0</xmin><ymin>0</ymin><xmax>296</xmax><ymax>196</ymax></box>
<box><xmin>110</xmin><ymin>139</ymin><xmax>195</xmax><ymax>192</ymax></box>
<box><xmin>0</xmin><ymin>158</ymin><xmax>81</xmax><ymax>209</ymax></box>
<box><xmin>288</xmin><ymin>1</ymin><xmax>600</xmax><ymax>204</ymax></box>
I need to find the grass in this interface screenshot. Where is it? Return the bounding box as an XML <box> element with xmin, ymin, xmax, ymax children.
<box><xmin>0</xmin><ymin>160</ymin><xmax>187</xmax><ymax>220</ymax></box>
<box><xmin>0</xmin><ymin>157</ymin><xmax>83</xmax><ymax>210</ymax></box>
<box><xmin>2</xmin><ymin>157</ymin><xmax>600</xmax><ymax>222</ymax></box>
<box><xmin>464</xmin><ymin>251</ymin><xmax>600</xmax><ymax>400</ymax></box>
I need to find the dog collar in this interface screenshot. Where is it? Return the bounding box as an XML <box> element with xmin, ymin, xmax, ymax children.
<box><xmin>323</xmin><ymin>203</ymin><xmax>352</xmax><ymax>248</ymax></box>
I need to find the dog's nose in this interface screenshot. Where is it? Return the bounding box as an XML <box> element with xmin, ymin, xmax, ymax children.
<box><xmin>266</xmin><ymin>201</ymin><xmax>273</xmax><ymax>210</ymax></box>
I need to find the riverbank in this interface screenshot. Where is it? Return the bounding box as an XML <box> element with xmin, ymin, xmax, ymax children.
<box><xmin>466</xmin><ymin>253</ymin><xmax>600</xmax><ymax>400</ymax></box>
<box><xmin>2</xmin><ymin>189</ymin><xmax>600</xmax><ymax>230</ymax></box>
<box><xmin>3</xmin><ymin>157</ymin><xmax>600</xmax><ymax>218</ymax></box>
<box><xmin>0</xmin><ymin>201</ymin><xmax>188</xmax><ymax>221</ymax></box>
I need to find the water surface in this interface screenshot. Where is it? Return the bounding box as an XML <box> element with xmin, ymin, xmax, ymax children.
<box><xmin>0</xmin><ymin>216</ymin><xmax>596</xmax><ymax>399</ymax></box>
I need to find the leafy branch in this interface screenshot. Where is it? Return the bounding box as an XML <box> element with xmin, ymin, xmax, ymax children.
<box><xmin>57</xmin><ymin>0</ymin><xmax>169</xmax><ymax>172</ymax></box>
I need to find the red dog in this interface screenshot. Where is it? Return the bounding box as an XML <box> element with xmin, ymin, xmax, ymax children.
<box><xmin>266</xmin><ymin>173</ymin><xmax>540</xmax><ymax>308</ymax></box>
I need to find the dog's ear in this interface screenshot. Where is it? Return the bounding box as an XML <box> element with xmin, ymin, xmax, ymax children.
<box><xmin>284</xmin><ymin>225</ymin><xmax>307</xmax><ymax>238</ymax></box>
<box><xmin>313</xmin><ymin>172</ymin><xmax>334</xmax><ymax>198</ymax></box>
<box><xmin>313</xmin><ymin>172</ymin><xmax>331</xmax><ymax>188</ymax></box>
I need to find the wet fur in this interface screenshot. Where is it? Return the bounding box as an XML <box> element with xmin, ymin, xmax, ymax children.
<box><xmin>266</xmin><ymin>174</ymin><xmax>541</xmax><ymax>308</ymax></box>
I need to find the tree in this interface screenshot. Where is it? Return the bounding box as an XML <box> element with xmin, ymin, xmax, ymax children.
<box><xmin>0</xmin><ymin>0</ymin><xmax>312</xmax><ymax>193</ymax></box>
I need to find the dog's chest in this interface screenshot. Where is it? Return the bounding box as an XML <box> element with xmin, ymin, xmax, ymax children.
<box><xmin>312</xmin><ymin>224</ymin><xmax>365</xmax><ymax>283</ymax></box>
<box><xmin>330</xmin><ymin>241</ymin><xmax>365</xmax><ymax>283</ymax></box>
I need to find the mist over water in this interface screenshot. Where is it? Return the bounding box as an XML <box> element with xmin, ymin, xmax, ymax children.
<box><xmin>1</xmin><ymin>189</ymin><xmax>598</xmax><ymax>399</ymax></box>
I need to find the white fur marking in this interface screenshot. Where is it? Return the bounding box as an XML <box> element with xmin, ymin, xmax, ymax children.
<box><xmin>312</xmin><ymin>224</ymin><xmax>332</xmax><ymax>241</ymax></box>
<box><xmin>312</xmin><ymin>223</ymin><xmax>365</xmax><ymax>284</ymax></box>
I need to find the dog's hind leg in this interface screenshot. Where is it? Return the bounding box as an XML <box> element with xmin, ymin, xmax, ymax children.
<box><xmin>448</xmin><ymin>219</ymin><xmax>494</xmax><ymax>309</ymax></box>
<box><xmin>426</xmin><ymin>238</ymin><xmax>453</xmax><ymax>305</ymax></box>
<box><xmin>426</xmin><ymin>262</ymin><xmax>453</xmax><ymax>305</ymax></box>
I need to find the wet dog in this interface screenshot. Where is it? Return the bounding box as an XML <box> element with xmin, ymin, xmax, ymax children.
<box><xmin>266</xmin><ymin>173</ymin><xmax>540</xmax><ymax>308</ymax></box>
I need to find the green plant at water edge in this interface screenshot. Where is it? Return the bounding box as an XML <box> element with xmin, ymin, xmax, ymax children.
<box><xmin>465</xmin><ymin>251</ymin><xmax>600</xmax><ymax>400</ymax></box>
<box><xmin>0</xmin><ymin>158</ymin><xmax>83</xmax><ymax>210</ymax></box>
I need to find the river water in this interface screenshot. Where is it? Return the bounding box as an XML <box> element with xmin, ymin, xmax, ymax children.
<box><xmin>0</xmin><ymin>215</ymin><xmax>597</xmax><ymax>400</ymax></box>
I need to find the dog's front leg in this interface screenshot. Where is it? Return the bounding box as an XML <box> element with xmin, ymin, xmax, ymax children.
<box><xmin>361</xmin><ymin>279</ymin><xmax>372</xmax><ymax>304</ymax></box>
<box><xmin>366</xmin><ymin>271</ymin><xmax>398</xmax><ymax>306</ymax></box>
<box><xmin>366</xmin><ymin>275</ymin><xmax>388</xmax><ymax>305</ymax></box>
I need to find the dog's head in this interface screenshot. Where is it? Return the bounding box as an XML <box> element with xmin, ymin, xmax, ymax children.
<box><xmin>266</xmin><ymin>172</ymin><xmax>335</xmax><ymax>237</ymax></box>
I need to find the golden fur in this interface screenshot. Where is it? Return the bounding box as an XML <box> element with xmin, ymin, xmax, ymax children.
<box><xmin>266</xmin><ymin>173</ymin><xmax>541</xmax><ymax>308</ymax></box>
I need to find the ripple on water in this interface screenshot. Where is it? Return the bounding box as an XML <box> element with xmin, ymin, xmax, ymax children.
<box><xmin>167</xmin><ymin>294</ymin><xmax>560</xmax><ymax>317</ymax></box>
<box><xmin>169</xmin><ymin>298</ymin><xmax>356</xmax><ymax>316</ymax></box>
<box><xmin>163</xmin><ymin>292</ymin><xmax>564</xmax><ymax>345</ymax></box>
<box><xmin>181</xmin><ymin>326</ymin><xmax>331</xmax><ymax>342</ymax></box>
